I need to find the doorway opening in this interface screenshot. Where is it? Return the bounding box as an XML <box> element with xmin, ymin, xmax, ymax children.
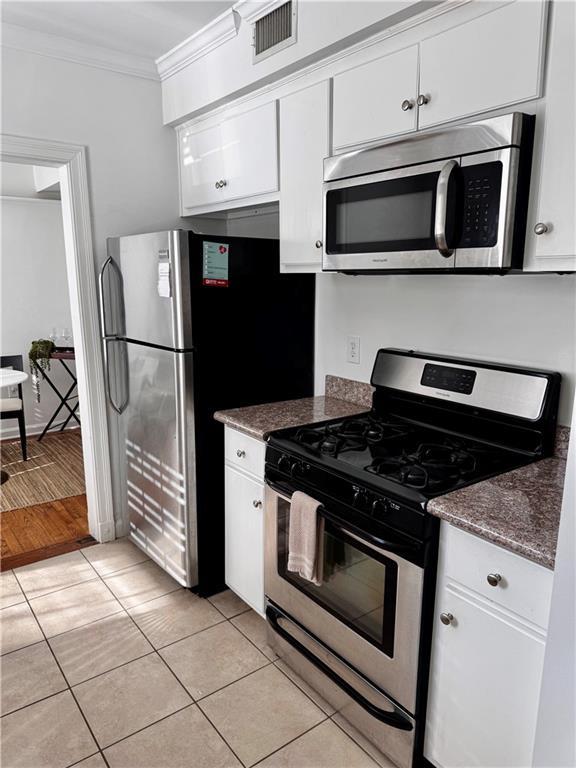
<box><xmin>0</xmin><ymin>136</ymin><xmax>114</xmax><ymax>570</ymax></box>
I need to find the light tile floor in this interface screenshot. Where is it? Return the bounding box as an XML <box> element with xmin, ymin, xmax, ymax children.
<box><xmin>0</xmin><ymin>539</ymin><xmax>384</xmax><ymax>768</ymax></box>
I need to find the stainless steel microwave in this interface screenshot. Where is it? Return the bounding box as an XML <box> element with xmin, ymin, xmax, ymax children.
<box><xmin>322</xmin><ymin>113</ymin><xmax>535</xmax><ymax>273</ymax></box>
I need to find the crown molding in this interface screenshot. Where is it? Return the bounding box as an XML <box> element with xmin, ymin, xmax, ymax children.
<box><xmin>156</xmin><ymin>8</ymin><xmax>240</xmax><ymax>81</ymax></box>
<box><xmin>1</xmin><ymin>23</ymin><xmax>159</xmax><ymax>81</ymax></box>
<box><xmin>233</xmin><ymin>0</ymin><xmax>287</xmax><ymax>25</ymax></box>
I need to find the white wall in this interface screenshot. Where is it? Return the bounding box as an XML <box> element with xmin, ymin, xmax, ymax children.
<box><xmin>1</xmin><ymin>47</ymin><xmax>181</xmax><ymax>530</ymax></box>
<box><xmin>533</xmin><ymin>395</ymin><xmax>576</xmax><ymax>766</ymax></box>
<box><xmin>315</xmin><ymin>273</ymin><xmax>576</xmax><ymax>425</ymax></box>
<box><xmin>1</xmin><ymin>180</ymin><xmax>76</xmax><ymax>439</ymax></box>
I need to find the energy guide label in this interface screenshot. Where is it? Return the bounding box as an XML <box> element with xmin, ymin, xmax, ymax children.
<box><xmin>202</xmin><ymin>242</ymin><xmax>229</xmax><ymax>287</ymax></box>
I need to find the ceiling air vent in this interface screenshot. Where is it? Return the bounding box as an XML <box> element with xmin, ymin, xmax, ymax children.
<box><xmin>253</xmin><ymin>1</ymin><xmax>297</xmax><ymax>62</ymax></box>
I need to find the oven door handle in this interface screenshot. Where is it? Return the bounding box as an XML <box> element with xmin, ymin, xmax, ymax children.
<box><xmin>320</xmin><ymin>506</ymin><xmax>420</xmax><ymax>556</ymax></box>
<box><xmin>434</xmin><ymin>159</ymin><xmax>458</xmax><ymax>257</ymax></box>
<box><xmin>266</xmin><ymin>605</ymin><xmax>413</xmax><ymax>732</ymax></box>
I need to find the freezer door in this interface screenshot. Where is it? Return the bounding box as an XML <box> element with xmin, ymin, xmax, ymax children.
<box><xmin>107</xmin><ymin>231</ymin><xmax>192</xmax><ymax>350</ymax></box>
<box><xmin>123</xmin><ymin>342</ymin><xmax>197</xmax><ymax>587</ymax></box>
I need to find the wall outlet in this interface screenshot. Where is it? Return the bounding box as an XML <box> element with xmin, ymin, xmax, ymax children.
<box><xmin>347</xmin><ymin>335</ymin><xmax>360</xmax><ymax>364</ymax></box>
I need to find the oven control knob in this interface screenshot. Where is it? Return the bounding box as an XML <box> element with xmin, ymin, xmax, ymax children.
<box><xmin>371</xmin><ymin>498</ymin><xmax>390</xmax><ymax>517</ymax></box>
<box><xmin>277</xmin><ymin>455</ymin><xmax>292</xmax><ymax>474</ymax></box>
<box><xmin>352</xmin><ymin>487</ymin><xmax>369</xmax><ymax>510</ymax></box>
<box><xmin>290</xmin><ymin>460</ymin><xmax>304</xmax><ymax>477</ymax></box>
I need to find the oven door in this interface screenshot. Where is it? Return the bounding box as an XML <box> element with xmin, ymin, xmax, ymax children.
<box><xmin>264</xmin><ymin>483</ymin><xmax>424</xmax><ymax>715</ymax></box>
<box><xmin>323</xmin><ymin>158</ymin><xmax>459</xmax><ymax>272</ymax></box>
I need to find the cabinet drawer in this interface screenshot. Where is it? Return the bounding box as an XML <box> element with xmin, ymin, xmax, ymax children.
<box><xmin>224</xmin><ymin>427</ymin><xmax>265</xmax><ymax>479</ymax></box>
<box><xmin>441</xmin><ymin>523</ymin><xmax>553</xmax><ymax>629</ymax></box>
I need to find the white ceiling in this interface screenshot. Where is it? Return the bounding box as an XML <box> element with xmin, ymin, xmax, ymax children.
<box><xmin>1</xmin><ymin>1</ymin><xmax>233</xmax><ymax>60</ymax></box>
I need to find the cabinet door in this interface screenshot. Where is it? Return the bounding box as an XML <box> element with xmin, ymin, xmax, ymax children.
<box><xmin>280</xmin><ymin>81</ymin><xmax>330</xmax><ymax>272</ymax></box>
<box><xmin>219</xmin><ymin>101</ymin><xmax>278</xmax><ymax>203</ymax></box>
<box><xmin>332</xmin><ymin>45</ymin><xmax>419</xmax><ymax>149</ymax></box>
<box><xmin>425</xmin><ymin>586</ymin><xmax>547</xmax><ymax>768</ymax></box>
<box><xmin>180</xmin><ymin>123</ymin><xmax>224</xmax><ymax>211</ymax></box>
<box><xmin>524</xmin><ymin>0</ymin><xmax>575</xmax><ymax>268</ymax></box>
<box><xmin>419</xmin><ymin>1</ymin><xmax>547</xmax><ymax>129</ymax></box>
<box><xmin>225</xmin><ymin>465</ymin><xmax>265</xmax><ymax>616</ymax></box>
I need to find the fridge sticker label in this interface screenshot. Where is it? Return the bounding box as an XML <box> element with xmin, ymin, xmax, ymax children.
<box><xmin>203</xmin><ymin>241</ymin><xmax>229</xmax><ymax>287</ymax></box>
<box><xmin>157</xmin><ymin>261</ymin><xmax>171</xmax><ymax>298</ymax></box>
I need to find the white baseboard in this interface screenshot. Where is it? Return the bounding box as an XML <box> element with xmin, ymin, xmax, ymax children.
<box><xmin>0</xmin><ymin>422</ymin><xmax>80</xmax><ymax>441</ymax></box>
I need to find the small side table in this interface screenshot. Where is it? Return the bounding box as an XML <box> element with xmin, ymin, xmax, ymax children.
<box><xmin>33</xmin><ymin>348</ymin><xmax>81</xmax><ymax>442</ymax></box>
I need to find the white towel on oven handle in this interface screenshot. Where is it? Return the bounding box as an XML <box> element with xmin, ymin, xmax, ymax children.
<box><xmin>287</xmin><ymin>491</ymin><xmax>325</xmax><ymax>586</ymax></box>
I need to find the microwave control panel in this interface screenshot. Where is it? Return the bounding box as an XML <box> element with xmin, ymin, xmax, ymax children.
<box><xmin>460</xmin><ymin>161</ymin><xmax>503</xmax><ymax>249</ymax></box>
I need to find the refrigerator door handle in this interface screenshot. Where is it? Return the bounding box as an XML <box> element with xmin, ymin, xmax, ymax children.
<box><xmin>98</xmin><ymin>256</ymin><xmax>126</xmax><ymax>337</ymax></box>
<box><xmin>103</xmin><ymin>338</ymin><xmax>129</xmax><ymax>415</ymax></box>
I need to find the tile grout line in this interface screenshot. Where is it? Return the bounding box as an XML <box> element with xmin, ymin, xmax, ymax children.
<box><xmin>10</xmin><ymin>568</ymin><xmax>112</xmax><ymax>768</ymax></box>
<box><xmin>249</xmin><ymin>718</ymin><xmax>332</xmax><ymax>768</ymax></box>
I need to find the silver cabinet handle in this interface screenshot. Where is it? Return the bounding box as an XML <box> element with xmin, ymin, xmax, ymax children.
<box><xmin>417</xmin><ymin>94</ymin><xmax>430</xmax><ymax>106</ymax></box>
<box><xmin>253</xmin><ymin>500</ymin><xmax>263</xmax><ymax>508</ymax></box>
<box><xmin>401</xmin><ymin>99</ymin><xmax>414</xmax><ymax>111</ymax></box>
<box><xmin>315</xmin><ymin>240</ymin><xmax>323</xmax><ymax>249</ymax></box>
<box><xmin>434</xmin><ymin>159</ymin><xmax>459</xmax><ymax>257</ymax></box>
<box><xmin>440</xmin><ymin>612</ymin><xmax>454</xmax><ymax>626</ymax></box>
<box><xmin>534</xmin><ymin>223</ymin><xmax>549</xmax><ymax>235</ymax></box>
<box><xmin>215</xmin><ymin>179</ymin><xmax>228</xmax><ymax>189</ymax></box>
<box><xmin>487</xmin><ymin>573</ymin><xmax>502</xmax><ymax>587</ymax></box>
<box><xmin>236</xmin><ymin>449</ymin><xmax>246</xmax><ymax>458</ymax></box>
<box><xmin>215</xmin><ymin>181</ymin><xmax>220</xmax><ymax>189</ymax></box>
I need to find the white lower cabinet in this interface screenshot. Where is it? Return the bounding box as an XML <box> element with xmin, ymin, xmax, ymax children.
<box><xmin>224</xmin><ymin>427</ymin><xmax>265</xmax><ymax>616</ymax></box>
<box><xmin>425</xmin><ymin>523</ymin><xmax>553</xmax><ymax>768</ymax></box>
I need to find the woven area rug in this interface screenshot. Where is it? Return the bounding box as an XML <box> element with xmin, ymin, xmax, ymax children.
<box><xmin>0</xmin><ymin>430</ymin><xmax>85</xmax><ymax>512</ymax></box>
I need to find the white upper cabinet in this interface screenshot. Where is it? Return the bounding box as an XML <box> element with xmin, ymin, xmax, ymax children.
<box><xmin>280</xmin><ymin>81</ymin><xmax>330</xmax><ymax>272</ymax></box>
<box><xmin>332</xmin><ymin>45</ymin><xmax>419</xmax><ymax>149</ymax></box>
<box><xmin>179</xmin><ymin>101</ymin><xmax>279</xmax><ymax>214</ymax></box>
<box><xmin>524</xmin><ymin>0</ymin><xmax>576</xmax><ymax>270</ymax></box>
<box><xmin>418</xmin><ymin>1</ymin><xmax>548</xmax><ymax>129</ymax></box>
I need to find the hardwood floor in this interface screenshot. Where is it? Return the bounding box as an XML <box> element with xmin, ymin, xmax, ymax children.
<box><xmin>0</xmin><ymin>494</ymin><xmax>95</xmax><ymax>571</ymax></box>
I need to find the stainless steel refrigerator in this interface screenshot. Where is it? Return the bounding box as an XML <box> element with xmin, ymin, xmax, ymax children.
<box><xmin>99</xmin><ymin>230</ymin><xmax>315</xmax><ymax>594</ymax></box>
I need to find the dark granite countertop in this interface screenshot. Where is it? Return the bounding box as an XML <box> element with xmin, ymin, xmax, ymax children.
<box><xmin>428</xmin><ymin>430</ymin><xmax>570</xmax><ymax>570</ymax></box>
<box><xmin>214</xmin><ymin>395</ymin><xmax>368</xmax><ymax>441</ymax></box>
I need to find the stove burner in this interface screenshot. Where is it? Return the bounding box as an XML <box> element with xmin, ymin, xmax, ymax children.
<box><xmin>367</xmin><ymin>441</ymin><xmax>484</xmax><ymax>490</ymax></box>
<box><xmin>294</xmin><ymin>416</ymin><xmax>415</xmax><ymax>458</ymax></box>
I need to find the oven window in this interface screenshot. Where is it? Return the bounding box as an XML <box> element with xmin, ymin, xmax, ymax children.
<box><xmin>326</xmin><ymin>171</ymin><xmax>440</xmax><ymax>254</ymax></box>
<box><xmin>277</xmin><ymin>499</ymin><xmax>397</xmax><ymax>657</ymax></box>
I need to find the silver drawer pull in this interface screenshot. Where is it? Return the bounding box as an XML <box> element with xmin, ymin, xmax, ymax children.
<box><xmin>534</xmin><ymin>222</ymin><xmax>548</xmax><ymax>235</ymax></box>
<box><xmin>417</xmin><ymin>94</ymin><xmax>430</xmax><ymax>106</ymax></box>
<box><xmin>236</xmin><ymin>449</ymin><xmax>246</xmax><ymax>458</ymax></box>
<box><xmin>252</xmin><ymin>500</ymin><xmax>262</xmax><ymax>508</ymax></box>
<box><xmin>401</xmin><ymin>99</ymin><xmax>414</xmax><ymax>112</ymax></box>
<box><xmin>487</xmin><ymin>573</ymin><xmax>502</xmax><ymax>587</ymax></box>
<box><xmin>440</xmin><ymin>612</ymin><xmax>454</xmax><ymax>626</ymax></box>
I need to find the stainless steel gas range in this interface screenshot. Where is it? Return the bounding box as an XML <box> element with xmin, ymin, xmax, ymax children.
<box><xmin>264</xmin><ymin>349</ymin><xmax>560</xmax><ymax>768</ymax></box>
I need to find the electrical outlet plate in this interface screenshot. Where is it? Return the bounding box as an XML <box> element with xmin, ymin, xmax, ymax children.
<box><xmin>347</xmin><ymin>335</ymin><xmax>360</xmax><ymax>364</ymax></box>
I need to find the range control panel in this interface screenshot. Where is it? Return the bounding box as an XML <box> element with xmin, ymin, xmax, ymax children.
<box><xmin>460</xmin><ymin>161</ymin><xmax>503</xmax><ymax>248</ymax></box>
<box><xmin>421</xmin><ymin>363</ymin><xmax>477</xmax><ymax>395</ymax></box>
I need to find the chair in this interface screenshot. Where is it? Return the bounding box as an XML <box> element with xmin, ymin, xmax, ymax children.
<box><xmin>0</xmin><ymin>355</ymin><xmax>27</xmax><ymax>460</ymax></box>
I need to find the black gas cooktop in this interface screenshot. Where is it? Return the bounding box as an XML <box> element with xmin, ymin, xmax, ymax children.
<box><xmin>271</xmin><ymin>412</ymin><xmax>529</xmax><ymax>500</ymax></box>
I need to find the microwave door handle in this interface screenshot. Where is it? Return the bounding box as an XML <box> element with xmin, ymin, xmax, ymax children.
<box><xmin>266</xmin><ymin>605</ymin><xmax>413</xmax><ymax>732</ymax></box>
<box><xmin>434</xmin><ymin>159</ymin><xmax>458</xmax><ymax>257</ymax></box>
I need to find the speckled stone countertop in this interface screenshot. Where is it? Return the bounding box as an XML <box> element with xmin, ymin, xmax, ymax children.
<box><xmin>214</xmin><ymin>375</ymin><xmax>372</xmax><ymax>440</ymax></box>
<box><xmin>214</xmin><ymin>395</ymin><xmax>368</xmax><ymax>441</ymax></box>
<box><xmin>428</xmin><ymin>426</ymin><xmax>570</xmax><ymax>570</ymax></box>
